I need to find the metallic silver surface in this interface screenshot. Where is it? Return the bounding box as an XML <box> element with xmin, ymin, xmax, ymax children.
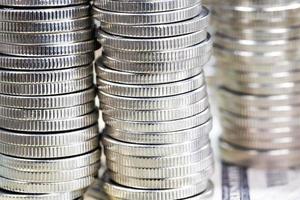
<box><xmin>94</xmin><ymin>0</ymin><xmax>200</xmax><ymax>13</ymax></box>
<box><xmin>0</xmin><ymin>54</ymin><xmax>94</xmax><ymax>70</ymax></box>
<box><xmin>93</xmin><ymin>4</ymin><xmax>201</xmax><ymax>25</ymax></box>
<box><xmin>100</xmin><ymin>8</ymin><xmax>209</xmax><ymax>38</ymax></box>
<box><xmin>0</xmin><ymin>176</ymin><xmax>95</xmax><ymax>194</ymax></box>
<box><xmin>0</xmin><ymin>2</ymin><xmax>100</xmax><ymax>196</ymax></box>
<box><xmin>0</xmin><ymin>0</ymin><xmax>88</xmax><ymax>7</ymax></box>
<box><xmin>103</xmin><ymin>177</ymin><xmax>208</xmax><ymax>200</ymax></box>
<box><xmin>0</xmin><ymin>87</ymin><xmax>95</xmax><ymax>109</ymax></box>
<box><xmin>98</xmin><ymin>73</ymin><xmax>204</xmax><ymax>97</ymax></box>
<box><xmin>0</xmin><ymin>17</ymin><xmax>91</xmax><ymax>33</ymax></box>
<box><xmin>213</xmin><ymin>0</ymin><xmax>300</xmax><ymax>168</ymax></box>
<box><xmin>0</xmin><ymin>5</ymin><xmax>89</xmax><ymax>21</ymax></box>
<box><xmin>0</xmin><ymin>189</ymin><xmax>84</xmax><ymax>200</ymax></box>
<box><xmin>94</xmin><ymin>0</ymin><xmax>213</xmax><ymax>197</ymax></box>
<box><xmin>0</xmin><ymin>149</ymin><xmax>100</xmax><ymax>171</ymax></box>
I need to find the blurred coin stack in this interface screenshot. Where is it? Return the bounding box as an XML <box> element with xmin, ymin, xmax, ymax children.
<box><xmin>0</xmin><ymin>0</ymin><xmax>100</xmax><ymax>199</ymax></box>
<box><xmin>213</xmin><ymin>0</ymin><xmax>300</xmax><ymax>168</ymax></box>
<box><xmin>93</xmin><ymin>0</ymin><xmax>214</xmax><ymax>199</ymax></box>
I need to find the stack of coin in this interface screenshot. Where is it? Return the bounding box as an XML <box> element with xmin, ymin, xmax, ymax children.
<box><xmin>213</xmin><ymin>0</ymin><xmax>300</xmax><ymax>168</ymax></box>
<box><xmin>92</xmin><ymin>0</ymin><xmax>214</xmax><ymax>199</ymax></box>
<box><xmin>0</xmin><ymin>0</ymin><xmax>100</xmax><ymax>199</ymax></box>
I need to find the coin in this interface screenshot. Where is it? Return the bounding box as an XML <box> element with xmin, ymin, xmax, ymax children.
<box><xmin>94</xmin><ymin>0</ymin><xmax>214</xmax><ymax>197</ymax></box>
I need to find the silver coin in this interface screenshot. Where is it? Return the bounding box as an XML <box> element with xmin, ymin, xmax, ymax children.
<box><xmin>96</xmin><ymin>60</ymin><xmax>203</xmax><ymax>84</ymax></box>
<box><xmin>0</xmin><ymin>64</ymin><xmax>93</xmax><ymax>83</ymax></box>
<box><xmin>0</xmin><ymin>54</ymin><xmax>94</xmax><ymax>71</ymax></box>
<box><xmin>0</xmin><ymin>149</ymin><xmax>100</xmax><ymax>171</ymax></box>
<box><xmin>103</xmin><ymin>35</ymin><xmax>211</xmax><ymax>62</ymax></box>
<box><xmin>0</xmin><ymin>124</ymin><xmax>98</xmax><ymax>146</ymax></box>
<box><xmin>0</xmin><ymin>162</ymin><xmax>100</xmax><ymax>182</ymax></box>
<box><xmin>93</xmin><ymin>4</ymin><xmax>201</xmax><ymax>25</ymax></box>
<box><xmin>220</xmin><ymin>110</ymin><xmax>300</xmax><ymax>129</ymax></box>
<box><xmin>0</xmin><ymin>87</ymin><xmax>95</xmax><ymax>109</ymax></box>
<box><xmin>215</xmin><ymin>33</ymin><xmax>300</xmax><ymax>52</ymax></box>
<box><xmin>110</xmin><ymin>172</ymin><xmax>210</xmax><ymax>189</ymax></box>
<box><xmin>100</xmin><ymin>96</ymin><xmax>209</xmax><ymax>121</ymax></box>
<box><xmin>212</xmin><ymin>3</ymin><xmax>300</xmax><ymax>27</ymax></box>
<box><xmin>221</xmin><ymin>119</ymin><xmax>300</xmax><ymax>140</ymax></box>
<box><xmin>107</xmin><ymin>156</ymin><xmax>213</xmax><ymax>179</ymax></box>
<box><xmin>100</xmin><ymin>7</ymin><xmax>209</xmax><ymax>38</ymax></box>
<box><xmin>0</xmin><ymin>189</ymin><xmax>84</xmax><ymax>200</ymax></box>
<box><xmin>214</xmin><ymin>0</ymin><xmax>294</xmax><ymax>6</ymax></box>
<box><xmin>0</xmin><ymin>0</ymin><xmax>89</xmax><ymax>7</ymax></box>
<box><xmin>99</xmin><ymin>84</ymin><xmax>207</xmax><ymax>110</ymax></box>
<box><xmin>103</xmin><ymin>176</ymin><xmax>209</xmax><ymax>200</ymax></box>
<box><xmin>0</xmin><ymin>110</ymin><xmax>98</xmax><ymax>132</ymax></box>
<box><xmin>218</xmin><ymin>68</ymin><xmax>300</xmax><ymax>84</ymax></box>
<box><xmin>0</xmin><ymin>102</ymin><xmax>95</xmax><ymax>120</ymax></box>
<box><xmin>0</xmin><ymin>29</ymin><xmax>92</xmax><ymax>45</ymax></box>
<box><xmin>0</xmin><ymin>176</ymin><xmax>96</xmax><ymax>194</ymax></box>
<box><xmin>94</xmin><ymin>0</ymin><xmax>200</xmax><ymax>13</ymax></box>
<box><xmin>219</xmin><ymin>99</ymin><xmax>300</xmax><ymax>118</ymax></box>
<box><xmin>105</xmin><ymin>144</ymin><xmax>212</xmax><ymax>168</ymax></box>
<box><xmin>220</xmin><ymin>139</ymin><xmax>300</xmax><ymax>168</ymax></box>
<box><xmin>214</xmin><ymin>44</ymin><xmax>300</xmax><ymax>65</ymax></box>
<box><xmin>0</xmin><ymin>17</ymin><xmax>91</xmax><ymax>33</ymax></box>
<box><xmin>0</xmin><ymin>136</ymin><xmax>99</xmax><ymax>158</ymax></box>
<box><xmin>0</xmin><ymin>75</ymin><xmax>93</xmax><ymax>96</ymax></box>
<box><xmin>0</xmin><ymin>40</ymin><xmax>94</xmax><ymax>57</ymax></box>
<box><xmin>103</xmin><ymin>135</ymin><xmax>209</xmax><ymax>157</ymax></box>
<box><xmin>221</xmin><ymin>79</ymin><xmax>300</xmax><ymax>95</ymax></box>
<box><xmin>98</xmin><ymin>73</ymin><xmax>205</xmax><ymax>97</ymax></box>
<box><xmin>105</xmin><ymin>118</ymin><xmax>212</xmax><ymax>144</ymax></box>
<box><xmin>221</xmin><ymin>133</ymin><xmax>300</xmax><ymax>150</ymax></box>
<box><xmin>218</xmin><ymin>87</ymin><xmax>300</xmax><ymax>107</ymax></box>
<box><xmin>0</xmin><ymin>5</ymin><xmax>89</xmax><ymax>21</ymax></box>
<box><xmin>98</xmin><ymin>30</ymin><xmax>207</xmax><ymax>51</ymax></box>
<box><xmin>215</xmin><ymin>21</ymin><xmax>300</xmax><ymax>40</ymax></box>
<box><xmin>100</xmin><ymin>52</ymin><xmax>211</xmax><ymax>73</ymax></box>
<box><xmin>103</xmin><ymin>108</ymin><xmax>211</xmax><ymax>133</ymax></box>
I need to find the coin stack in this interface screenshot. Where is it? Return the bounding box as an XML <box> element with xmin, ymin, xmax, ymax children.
<box><xmin>93</xmin><ymin>0</ymin><xmax>214</xmax><ymax>199</ymax></box>
<box><xmin>213</xmin><ymin>0</ymin><xmax>300</xmax><ymax>168</ymax></box>
<box><xmin>0</xmin><ymin>0</ymin><xmax>100</xmax><ymax>199</ymax></box>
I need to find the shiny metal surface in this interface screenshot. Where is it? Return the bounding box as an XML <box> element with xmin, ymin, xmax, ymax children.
<box><xmin>213</xmin><ymin>0</ymin><xmax>300</xmax><ymax>167</ymax></box>
<box><xmin>0</xmin><ymin>2</ymin><xmax>100</xmax><ymax>198</ymax></box>
<box><xmin>94</xmin><ymin>0</ymin><xmax>214</xmax><ymax>198</ymax></box>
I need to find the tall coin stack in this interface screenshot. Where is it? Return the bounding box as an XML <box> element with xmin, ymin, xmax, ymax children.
<box><xmin>213</xmin><ymin>0</ymin><xmax>300</xmax><ymax>168</ymax></box>
<box><xmin>0</xmin><ymin>0</ymin><xmax>100</xmax><ymax>199</ymax></box>
<box><xmin>93</xmin><ymin>0</ymin><xmax>215</xmax><ymax>199</ymax></box>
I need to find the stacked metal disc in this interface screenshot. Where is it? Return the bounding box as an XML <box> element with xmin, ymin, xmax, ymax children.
<box><xmin>93</xmin><ymin>0</ymin><xmax>214</xmax><ymax>199</ymax></box>
<box><xmin>213</xmin><ymin>0</ymin><xmax>300</xmax><ymax>168</ymax></box>
<box><xmin>0</xmin><ymin>0</ymin><xmax>100</xmax><ymax>199</ymax></box>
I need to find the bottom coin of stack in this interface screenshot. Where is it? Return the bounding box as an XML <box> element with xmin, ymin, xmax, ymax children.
<box><xmin>84</xmin><ymin>177</ymin><xmax>214</xmax><ymax>200</ymax></box>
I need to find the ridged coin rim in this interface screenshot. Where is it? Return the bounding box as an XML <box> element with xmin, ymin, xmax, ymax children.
<box><xmin>93</xmin><ymin>4</ymin><xmax>201</xmax><ymax>25</ymax></box>
<box><xmin>94</xmin><ymin>0</ymin><xmax>200</xmax><ymax>13</ymax></box>
<box><xmin>100</xmin><ymin>7</ymin><xmax>209</xmax><ymax>38</ymax></box>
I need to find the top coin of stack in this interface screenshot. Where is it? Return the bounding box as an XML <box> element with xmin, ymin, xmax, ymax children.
<box><xmin>213</xmin><ymin>0</ymin><xmax>300</xmax><ymax>168</ymax></box>
<box><xmin>0</xmin><ymin>0</ymin><xmax>100</xmax><ymax>199</ymax></box>
<box><xmin>93</xmin><ymin>0</ymin><xmax>214</xmax><ymax>199</ymax></box>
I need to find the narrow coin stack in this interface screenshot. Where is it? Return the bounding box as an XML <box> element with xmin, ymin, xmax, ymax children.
<box><xmin>0</xmin><ymin>0</ymin><xmax>100</xmax><ymax>199</ymax></box>
<box><xmin>93</xmin><ymin>0</ymin><xmax>214</xmax><ymax>199</ymax></box>
<box><xmin>213</xmin><ymin>0</ymin><xmax>300</xmax><ymax>168</ymax></box>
